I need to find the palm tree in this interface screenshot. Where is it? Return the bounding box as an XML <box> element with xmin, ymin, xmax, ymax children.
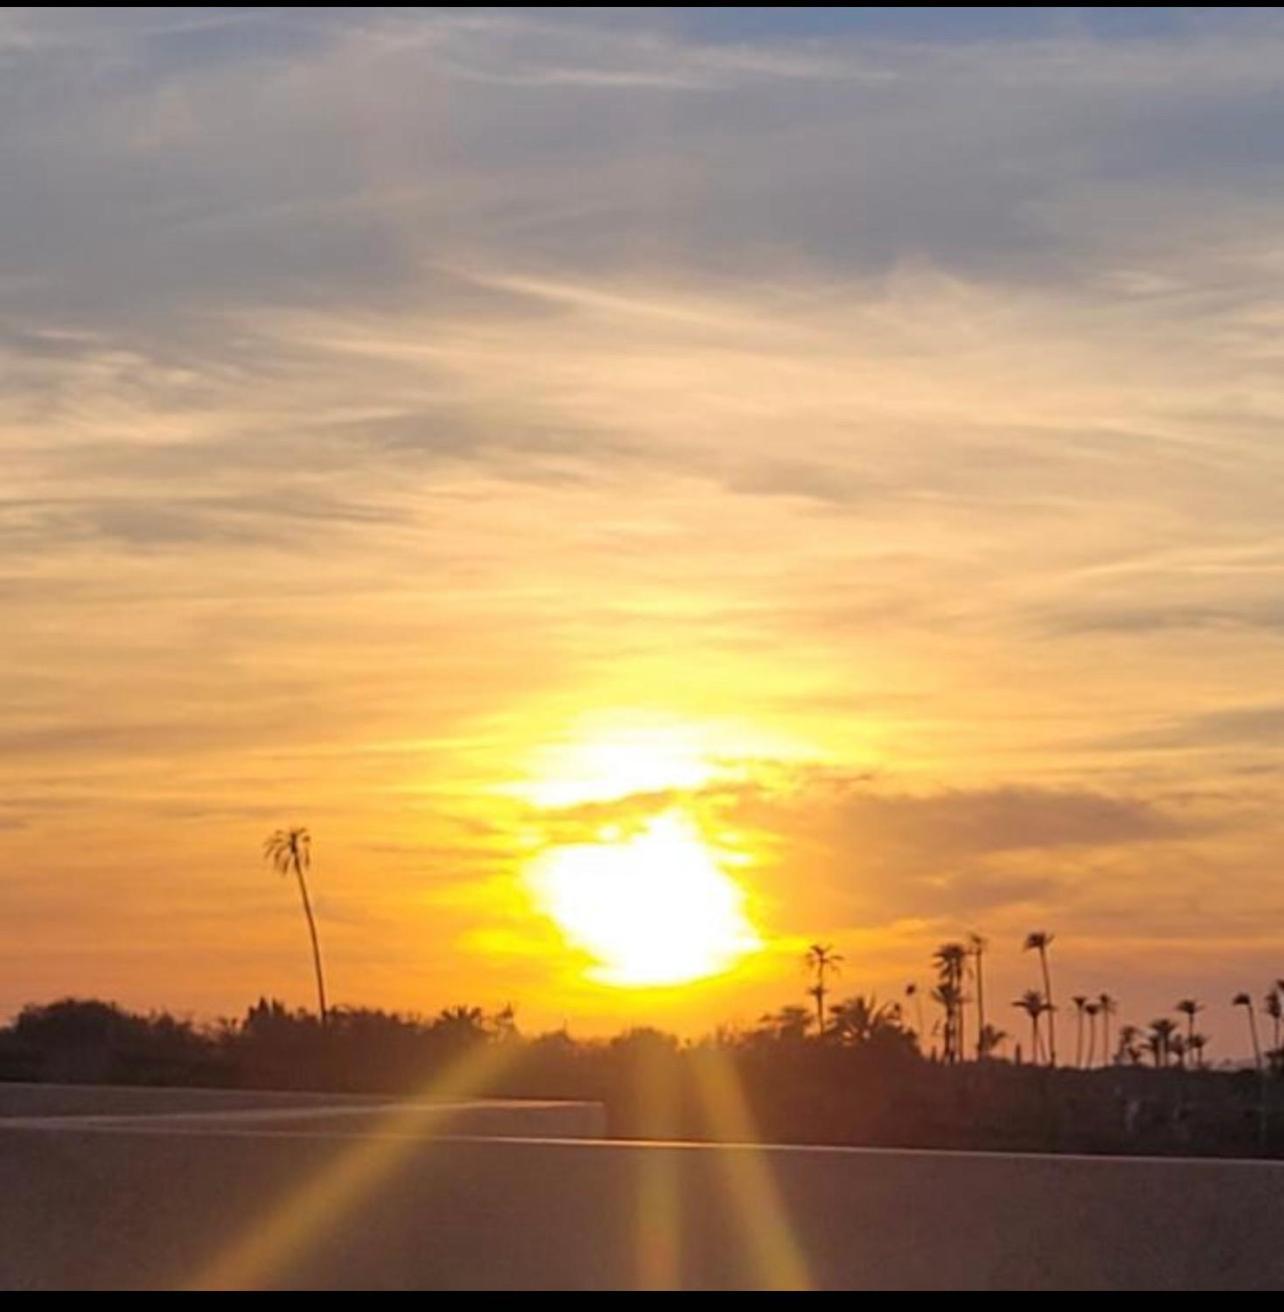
<box><xmin>932</xmin><ymin>981</ymin><xmax>964</xmax><ymax>1062</ymax></box>
<box><xmin>1098</xmin><ymin>993</ymin><xmax>1117</xmax><ymax>1064</ymax></box>
<box><xmin>1233</xmin><ymin>992</ymin><xmax>1263</xmax><ymax>1072</ymax></box>
<box><xmin>1265</xmin><ymin>989</ymin><xmax>1282</xmax><ymax>1053</ymax></box>
<box><xmin>1148</xmin><ymin>1017</ymin><xmax>1178</xmax><ymax>1069</ymax></box>
<box><xmin>969</xmin><ymin>933</ymin><xmax>988</xmax><ymax>1061</ymax></box>
<box><xmin>1013</xmin><ymin>990</ymin><xmax>1047</xmax><ymax>1064</ymax></box>
<box><xmin>933</xmin><ymin>942</ymin><xmax>968</xmax><ymax>1062</ymax></box>
<box><xmin>1085</xmin><ymin>1001</ymin><xmax>1101</xmax><ymax>1067</ymax></box>
<box><xmin>978</xmin><ymin>1023</ymin><xmax>1009</xmax><ymax>1060</ymax></box>
<box><xmin>904</xmin><ymin>982</ymin><xmax>926</xmax><ymax>1040</ymax></box>
<box><xmin>263</xmin><ymin>827</ymin><xmax>328</xmax><ymax>1026</ymax></box>
<box><xmin>1023</xmin><ymin>932</ymin><xmax>1057</xmax><ymax>1066</ymax></box>
<box><xmin>492</xmin><ymin>1002</ymin><xmax>519</xmax><ymax>1041</ymax></box>
<box><xmin>1176</xmin><ymin>999</ymin><xmax>1203</xmax><ymax>1055</ymax></box>
<box><xmin>437</xmin><ymin>1004</ymin><xmax>486</xmax><ymax>1026</ymax></box>
<box><xmin>1117</xmin><ymin>1023</ymin><xmax>1143</xmax><ymax>1066</ymax></box>
<box><xmin>1072</xmin><ymin>995</ymin><xmax>1088</xmax><ymax>1068</ymax></box>
<box><xmin>805</xmin><ymin>943</ymin><xmax>843</xmax><ymax>1036</ymax></box>
<box><xmin>434</xmin><ymin>1005</ymin><xmax>489</xmax><ymax>1049</ymax></box>
<box><xmin>1188</xmin><ymin>1032</ymin><xmax>1208</xmax><ymax>1069</ymax></box>
<box><xmin>831</xmin><ymin>995</ymin><xmax>902</xmax><ymax>1046</ymax></box>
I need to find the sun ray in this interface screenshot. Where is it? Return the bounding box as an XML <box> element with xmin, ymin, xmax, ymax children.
<box><xmin>188</xmin><ymin>1039</ymin><xmax>521</xmax><ymax>1290</ymax></box>
<box><xmin>633</xmin><ymin>1043</ymin><xmax>683</xmax><ymax>1289</ymax></box>
<box><xmin>690</xmin><ymin>1048</ymin><xmax>812</xmax><ymax>1292</ymax></box>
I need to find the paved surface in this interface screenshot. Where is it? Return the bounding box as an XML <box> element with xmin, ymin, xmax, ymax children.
<box><xmin>0</xmin><ymin>1081</ymin><xmax>604</xmax><ymax>1138</ymax></box>
<box><xmin>1</xmin><ymin>1083</ymin><xmax>1282</xmax><ymax>1289</ymax></box>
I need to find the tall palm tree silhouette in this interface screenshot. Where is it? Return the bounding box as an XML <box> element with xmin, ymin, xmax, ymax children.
<box><xmin>1233</xmin><ymin>992</ymin><xmax>1262</xmax><ymax>1072</ymax></box>
<box><xmin>1176</xmin><ymin>998</ymin><xmax>1203</xmax><ymax>1054</ymax></box>
<box><xmin>1264</xmin><ymin>988</ymin><xmax>1282</xmax><ymax>1053</ymax></box>
<box><xmin>1072</xmin><ymin>995</ymin><xmax>1088</xmax><ymax>1068</ymax></box>
<box><xmin>1098</xmin><ymin>993</ymin><xmax>1117</xmax><ymax>1065</ymax></box>
<box><xmin>1085</xmin><ymin>1000</ymin><xmax>1101</xmax><ymax>1067</ymax></box>
<box><xmin>1170</xmin><ymin>1032</ymin><xmax>1188</xmax><ymax>1069</ymax></box>
<box><xmin>933</xmin><ymin>942</ymin><xmax>968</xmax><ymax>1062</ymax></box>
<box><xmin>264</xmin><ymin>827</ymin><xmax>328</xmax><ymax>1026</ymax></box>
<box><xmin>931</xmin><ymin>980</ymin><xmax>963</xmax><ymax>1062</ymax></box>
<box><xmin>969</xmin><ymin>933</ymin><xmax>988</xmax><ymax>1060</ymax></box>
<box><xmin>1023</xmin><ymin>932</ymin><xmax>1057</xmax><ymax>1066</ymax></box>
<box><xmin>805</xmin><ymin>943</ymin><xmax>842</xmax><ymax>1036</ymax></box>
<box><xmin>1013</xmin><ymin>990</ymin><xmax>1047</xmax><ymax>1064</ymax></box>
<box><xmin>1148</xmin><ymin>1017</ymin><xmax>1178</xmax><ymax>1069</ymax></box>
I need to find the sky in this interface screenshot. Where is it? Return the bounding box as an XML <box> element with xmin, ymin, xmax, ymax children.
<box><xmin>3</xmin><ymin>8</ymin><xmax>1284</xmax><ymax>1051</ymax></box>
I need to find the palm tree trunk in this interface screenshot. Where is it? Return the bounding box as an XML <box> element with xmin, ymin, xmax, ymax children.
<box><xmin>1039</xmin><ymin>948</ymin><xmax>1057</xmax><ymax>1067</ymax></box>
<box><xmin>293</xmin><ymin>858</ymin><xmax>328</xmax><ymax>1025</ymax></box>
<box><xmin>974</xmin><ymin>949</ymin><xmax>986</xmax><ymax>1061</ymax></box>
<box><xmin>1248</xmin><ymin>1008</ymin><xmax>1263</xmax><ymax>1073</ymax></box>
<box><xmin>1075</xmin><ymin>1011</ymin><xmax>1084</xmax><ymax>1069</ymax></box>
<box><xmin>1087</xmin><ymin>1015</ymin><xmax>1096</xmax><ymax>1068</ymax></box>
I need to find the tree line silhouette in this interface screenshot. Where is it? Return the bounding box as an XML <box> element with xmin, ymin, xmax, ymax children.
<box><xmin>803</xmin><ymin>929</ymin><xmax>1284</xmax><ymax>1077</ymax></box>
<box><xmin>4</xmin><ymin>989</ymin><xmax>1283</xmax><ymax>1159</ymax></box>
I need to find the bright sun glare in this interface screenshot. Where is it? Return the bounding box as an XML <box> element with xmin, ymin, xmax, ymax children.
<box><xmin>526</xmin><ymin>812</ymin><xmax>761</xmax><ymax>987</ymax></box>
<box><xmin>515</xmin><ymin>715</ymin><xmax>719</xmax><ymax>808</ymax></box>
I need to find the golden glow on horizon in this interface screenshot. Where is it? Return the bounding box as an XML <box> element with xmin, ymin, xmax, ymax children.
<box><xmin>526</xmin><ymin>812</ymin><xmax>761</xmax><ymax>987</ymax></box>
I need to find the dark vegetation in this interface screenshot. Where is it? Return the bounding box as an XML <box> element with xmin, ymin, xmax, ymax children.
<box><xmin>4</xmin><ymin>994</ymin><xmax>1284</xmax><ymax>1160</ymax></box>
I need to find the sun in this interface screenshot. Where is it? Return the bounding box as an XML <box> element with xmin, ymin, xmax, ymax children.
<box><xmin>525</xmin><ymin>811</ymin><xmax>761</xmax><ymax>987</ymax></box>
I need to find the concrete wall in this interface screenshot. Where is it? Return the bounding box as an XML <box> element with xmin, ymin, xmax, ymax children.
<box><xmin>1</xmin><ymin>1090</ymin><xmax>1282</xmax><ymax>1288</ymax></box>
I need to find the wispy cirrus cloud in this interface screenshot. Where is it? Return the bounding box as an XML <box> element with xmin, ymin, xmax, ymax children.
<box><xmin>3</xmin><ymin>9</ymin><xmax>1284</xmax><ymax>1031</ymax></box>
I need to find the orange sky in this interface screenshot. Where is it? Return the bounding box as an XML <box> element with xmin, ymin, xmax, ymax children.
<box><xmin>3</xmin><ymin>10</ymin><xmax>1284</xmax><ymax>1052</ymax></box>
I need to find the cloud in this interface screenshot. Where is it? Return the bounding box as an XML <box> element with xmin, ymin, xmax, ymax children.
<box><xmin>3</xmin><ymin>7</ymin><xmax>1284</xmax><ymax>326</ymax></box>
<box><xmin>1110</xmin><ymin>704</ymin><xmax>1284</xmax><ymax>752</ymax></box>
<box><xmin>798</xmin><ymin>781</ymin><xmax>1183</xmax><ymax>854</ymax></box>
<box><xmin>1045</xmin><ymin>602</ymin><xmax>1284</xmax><ymax>637</ymax></box>
<box><xmin>2</xmin><ymin>9</ymin><xmax>1284</xmax><ymax>1028</ymax></box>
<box><xmin>527</xmin><ymin>768</ymin><xmax>1192</xmax><ymax>927</ymax></box>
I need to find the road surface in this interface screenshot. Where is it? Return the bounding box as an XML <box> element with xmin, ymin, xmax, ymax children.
<box><xmin>1</xmin><ymin>1083</ymin><xmax>1280</xmax><ymax>1289</ymax></box>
